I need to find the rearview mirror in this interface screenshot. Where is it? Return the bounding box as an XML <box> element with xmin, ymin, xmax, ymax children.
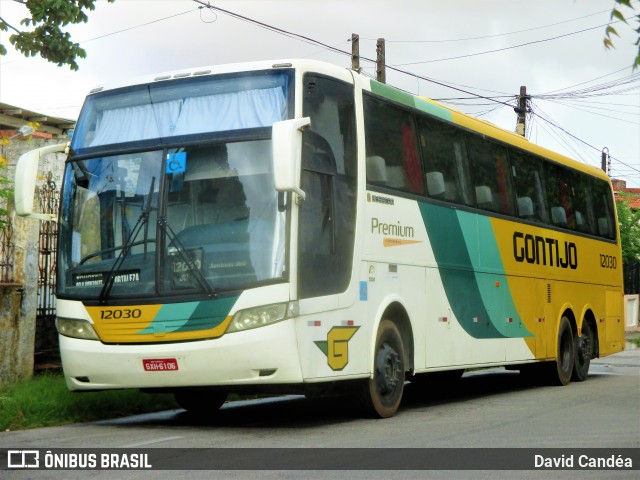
<box><xmin>271</xmin><ymin>117</ymin><xmax>310</xmax><ymax>202</ymax></box>
<box><xmin>15</xmin><ymin>142</ymin><xmax>68</xmax><ymax>221</ymax></box>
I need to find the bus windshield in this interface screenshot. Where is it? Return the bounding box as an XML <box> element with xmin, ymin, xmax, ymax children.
<box><xmin>59</xmin><ymin>140</ymin><xmax>286</xmax><ymax>300</ymax></box>
<box><xmin>58</xmin><ymin>69</ymin><xmax>293</xmax><ymax>301</ymax></box>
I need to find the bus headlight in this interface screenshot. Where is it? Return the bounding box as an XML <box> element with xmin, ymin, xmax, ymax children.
<box><xmin>227</xmin><ymin>302</ymin><xmax>296</xmax><ymax>333</ymax></box>
<box><xmin>56</xmin><ymin>317</ymin><xmax>100</xmax><ymax>341</ymax></box>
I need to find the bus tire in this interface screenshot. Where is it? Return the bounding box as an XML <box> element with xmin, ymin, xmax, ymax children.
<box><xmin>572</xmin><ymin>320</ymin><xmax>594</xmax><ymax>382</ymax></box>
<box><xmin>356</xmin><ymin>320</ymin><xmax>405</xmax><ymax>418</ymax></box>
<box><xmin>174</xmin><ymin>390</ymin><xmax>228</xmax><ymax>415</ymax></box>
<box><xmin>548</xmin><ymin>316</ymin><xmax>575</xmax><ymax>386</ymax></box>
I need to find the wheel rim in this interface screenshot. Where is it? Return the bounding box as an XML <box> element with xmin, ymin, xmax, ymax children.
<box><xmin>576</xmin><ymin>327</ymin><xmax>592</xmax><ymax>366</ymax></box>
<box><xmin>559</xmin><ymin>328</ymin><xmax>573</xmax><ymax>375</ymax></box>
<box><xmin>375</xmin><ymin>342</ymin><xmax>403</xmax><ymax>401</ymax></box>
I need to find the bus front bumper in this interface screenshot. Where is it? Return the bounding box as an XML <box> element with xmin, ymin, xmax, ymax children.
<box><xmin>59</xmin><ymin>319</ymin><xmax>303</xmax><ymax>391</ymax></box>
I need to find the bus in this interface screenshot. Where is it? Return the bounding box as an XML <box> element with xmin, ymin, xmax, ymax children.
<box><xmin>15</xmin><ymin>59</ymin><xmax>624</xmax><ymax>418</ymax></box>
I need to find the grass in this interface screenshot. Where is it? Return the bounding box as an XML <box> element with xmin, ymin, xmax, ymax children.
<box><xmin>629</xmin><ymin>336</ymin><xmax>640</xmax><ymax>347</ymax></box>
<box><xmin>0</xmin><ymin>371</ymin><xmax>178</xmax><ymax>431</ymax></box>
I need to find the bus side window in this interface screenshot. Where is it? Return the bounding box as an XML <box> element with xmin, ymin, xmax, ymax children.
<box><xmin>545</xmin><ymin>163</ymin><xmax>574</xmax><ymax>229</ymax></box>
<box><xmin>570</xmin><ymin>171</ymin><xmax>595</xmax><ymax>234</ymax></box>
<box><xmin>466</xmin><ymin>135</ymin><xmax>515</xmax><ymax>215</ymax></box>
<box><xmin>363</xmin><ymin>94</ymin><xmax>423</xmax><ymax>194</ymax></box>
<box><xmin>511</xmin><ymin>151</ymin><xmax>546</xmax><ymax>222</ymax></box>
<box><xmin>417</xmin><ymin>116</ymin><xmax>472</xmax><ymax>205</ymax></box>
<box><xmin>591</xmin><ymin>178</ymin><xmax>616</xmax><ymax>240</ymax></box>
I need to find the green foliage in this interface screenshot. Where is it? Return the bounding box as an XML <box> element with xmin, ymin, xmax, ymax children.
<box><xmin>616</xmin><ymin>194</ymin><xmax>640</xmax><ymax>265</ymax></box>
<box><xmin>0</xmin><ymin>371</ymin><xmax>178</xmax><ymax>431</ymax></box>
<box><xmin>605</xmin><ymin>0</ymin><xmax>640</xmax><ymax>69</ymax></box>
<box><xmin>0</xmin><ymin>161</ymin><xmax>11</xmax><ymax>229</ymax></box>
<box><xmin>0</xmin><ymin>0</ymin><xmax>115</xmax><ymax>71</ymax></box>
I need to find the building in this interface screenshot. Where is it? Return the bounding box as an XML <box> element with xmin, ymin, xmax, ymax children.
<box><xmin>612</xmin><ymin>179</ymin><xmax>640</xmax><ymax>209</ymax></box>
<box><xmin>0</xmin><ymin>102</ymin><xmax>74</xmax><ymax>383</ymax></box>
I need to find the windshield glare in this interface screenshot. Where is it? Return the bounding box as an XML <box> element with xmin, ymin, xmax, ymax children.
<box><xmin>58</xmin><ymin>140</ymin><xmax>286</xmax><ymax>300</ymax></box>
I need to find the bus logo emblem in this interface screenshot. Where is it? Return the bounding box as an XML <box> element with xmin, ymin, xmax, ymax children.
<box><xmin>315</xmin><ymin>326</ymin><xmax>359</xmax><ymax>371</ymax></box>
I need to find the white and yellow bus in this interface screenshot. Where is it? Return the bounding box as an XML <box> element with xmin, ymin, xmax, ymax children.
<box><xmin>15</xmin><ymin>59</ymin><xmax>624</xmax><ymax>418</ymax></box>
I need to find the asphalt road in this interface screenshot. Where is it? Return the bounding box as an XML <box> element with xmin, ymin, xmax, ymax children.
<box><xmin>1</xmin><ymin>342</ymin><xmax>638</xmax><ymax>480</ymax></box>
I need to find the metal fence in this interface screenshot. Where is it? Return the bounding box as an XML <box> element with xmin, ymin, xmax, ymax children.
<box><xmin>0</xmin><ymin>222</ymin><xmax>14</xmax><ymax>283</ymax></box>
<box><xmin>35</xmin><ymin>173</ymin><xmax>60</xmax><ymax>367</ymax></box>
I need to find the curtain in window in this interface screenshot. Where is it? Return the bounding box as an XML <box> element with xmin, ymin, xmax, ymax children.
<box><xmin>90</xmin><ymin>100</ymin><xmax>183</xmax><ymax>146</ymax></box>
<box><xmin>90</xmin><ymin>87</ymin><xmax>286</xmax><ymax>146</ymax></box>
<box><xmin>172</xmin><ymin>87</ymin><xmax>286</xmax><ymax>136</ymax></box>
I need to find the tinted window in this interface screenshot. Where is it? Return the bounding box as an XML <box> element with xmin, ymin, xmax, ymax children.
<box><xmin>364</xmin><ymin>95</ymin><xmax>423</xmax><ymax>194</ymax></box>
<box><xmin>299</xmin><ymin>75</ymin><xmax>357</xmax><ymax>298</ymax></box>
<box><xmin>417</xmin><ymin>116</ymin><xmax>473</xmax><ymax>205</ymax></box>
<box><xmin>544</xmin><ymin>163</ymin><xmax>574</xmax><ymax>229</ymax></box>
<box><xmin>466</xmin><ymin>135</ymin><xmax>515</xmax><ymax>215</ymax></box>
<box><xmin>591</xmin><ymin>178</ymin><xmax>616</xmax><ymax>240</ymax></box>
<box><xmin>511</xmin><ymin>151</ymin><xmax>548</xmax><ymax>223</ymax></box>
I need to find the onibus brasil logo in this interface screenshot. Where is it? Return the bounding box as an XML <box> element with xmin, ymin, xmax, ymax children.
<box><xmin>314</xmin><ymin>326</ymin><xmax>359</xmax><ymax>371</ymax></box>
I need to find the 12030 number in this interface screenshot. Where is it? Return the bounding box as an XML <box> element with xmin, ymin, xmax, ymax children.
<box><xmin>100</xmin><ymin>308</ymin><xmax>142</xmax><ymax>320</ymax></box>
<box><xmin>600</xmin><ymin>254</ymin><xmax>617</xmax><ymax>269</ymax></box>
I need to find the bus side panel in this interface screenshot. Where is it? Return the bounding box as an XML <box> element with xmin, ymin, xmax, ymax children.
<box><xmin>604</xmin><ymin>289</ymin><xmax>625</xmax><ymax>355</ymax></box>
<box><xmin>491</xmin><ymin>217</ymin><xmax>624</xmax><ymax>360</ymax></box>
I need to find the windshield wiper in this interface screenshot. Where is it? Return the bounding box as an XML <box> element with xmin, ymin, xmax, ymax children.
<box><xmin>158</xmin><ymin>218</ymin><xmax>217</xmax><ymax>297</ymax></box>
<box><xmin>98</xmin><ymin>177</ymin><xmax>156</xmax><ymax>303</ymax></box>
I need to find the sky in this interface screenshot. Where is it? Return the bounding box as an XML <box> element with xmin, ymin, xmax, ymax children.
<box><xmin>0</xmin><ymin>0</ymin><xmax>639</xmax><ymax>184</ymax></box>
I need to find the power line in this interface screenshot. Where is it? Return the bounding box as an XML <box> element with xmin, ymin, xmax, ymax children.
<box><xmin>544</xmin><ymin>98</ymin><xmax>640</xmax><ymax>124</ymax></box>
<box><xmin>364</xmin><ymin>6</ymin><xmax>619</xmax><ymax>44</ymax></box>
<box><xmin>539</xmin><ymin>65</ymin><xmax>637</xmax><ymax>95</ymax></box>
<box><xmin>78</xmin><ymin>8</ymin><xmax>200</xmax><ymax>44</ymax></box>
<box><xmin>391</xmin><ymin>20</ymin><xmax>628</xmax><ymax>67</ymax></box>
<box><xmin>536</xmin><ymin>72</ymin><xmax>640</xmax><ymax>100</ymax></box>
<box><xmin>532</xmin><ymin>103</ymin><xmax>640</xmax><ymax>177</ymax></box>
<box><xmin>0</xmin><ymin>6</ymin><xmax>201</xmax><ymax>66</ymax></box>
<box><xmin>191</xmin><ymin>0</ymin><xmax>517</xmax><ymax>108</ymax></box>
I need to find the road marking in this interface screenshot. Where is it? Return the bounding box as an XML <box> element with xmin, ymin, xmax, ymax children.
<box><xmin>122</xmin><ymin>436</ymin><xmax>185</xmax><ymax>447</ymax></box>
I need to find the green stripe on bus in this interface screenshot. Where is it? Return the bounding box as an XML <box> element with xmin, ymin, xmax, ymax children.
<box><xmin>137</xmin><ymin>296</ymin><xmax>238</xmax><ymax>334</ymax></box>
<box><xmin>369</xmin><ymin>80</ymin><xmax>453</xmax><ymax>121</ymax></box>
<box><xmin>419</xmin><ymin>202</ymin><xmax>505</xmax><ymax>339</ymax></box>
<box><xmin>419</xmin><ymin>203</ymin><xmax>533</xmax><ymax>338</ymax></box>
<box><xmin>471</xmin><ymin>216</ymin><xmax>533</xmax><ymax>338</ymax></box>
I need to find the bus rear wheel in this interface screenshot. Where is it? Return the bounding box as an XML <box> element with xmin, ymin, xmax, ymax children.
<box><xmin>356</xmin><ymin>320</ymin><xmax>405</xmax><ymax>418</ymax></box>
<box><xmin>547</xmin><ymin>316</ymin><xmax>575</xmax><ymax>386</ymax></box>
<box><xmin>174</xmin><ymin>390</ymin><xmax>228</xmax><ymax>415</ymax></box>
<box><xmin>572</xmin><ymin>321</ymin><xmax>594</xmax><ymax>382</ymax></box>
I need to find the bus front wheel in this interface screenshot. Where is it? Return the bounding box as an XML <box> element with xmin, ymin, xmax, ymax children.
<box><xmin>356</xmin><ymin>320</ymin><xmax>405</xmax><ymax>418</ymax></box>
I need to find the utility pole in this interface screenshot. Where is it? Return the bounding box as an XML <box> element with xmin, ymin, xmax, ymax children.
<box><xmin>515</xmin><ymin>86</ymin><xmax>529</xmax><ymax>137</ymax></box>
<box><xmin>601</xmin><ymin>147</ymin><xmax>610</xmax><ymax>175</ymax></box>
<box><xmin>376</xmin><ymin>38</ymin><xmax>386</xmax><ymax>83</ymax></box>
<box><xmin>351</xmin><ymin>33</ymin><xmax>361</xmax><ymax>73</ymax></box>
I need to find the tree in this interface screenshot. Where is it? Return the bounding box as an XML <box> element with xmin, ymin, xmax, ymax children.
<box><xmin>616</xmin><ymin>193</ymin><xmax>640</xmax><ymax>265</ymax></box>
<box><xmin>605</xmin><ymin>0</ymin><xmax>640</xmax><ymax>69</ymax></box>
<box><xmin>0</xmin><ymin>0</ymin><xmax>115</xmax><ymax>71</ymax></box>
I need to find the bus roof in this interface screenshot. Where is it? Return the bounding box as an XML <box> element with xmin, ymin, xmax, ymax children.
<box><xmin>86</xmin><ymin>58</ymin><xmax>610</xmax><ymax>185</ymax></box>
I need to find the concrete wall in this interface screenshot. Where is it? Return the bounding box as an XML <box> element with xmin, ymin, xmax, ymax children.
<box><xmin>0</xmin><ymin>136</ymin><xmax>64</xmax><ymax>385</ymax></box>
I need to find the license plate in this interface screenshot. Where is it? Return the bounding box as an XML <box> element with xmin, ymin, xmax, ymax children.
<box><xmin>142</xmin><ymin>358</ymin><xmax>178</xmax><ymax>372</ymax></box>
